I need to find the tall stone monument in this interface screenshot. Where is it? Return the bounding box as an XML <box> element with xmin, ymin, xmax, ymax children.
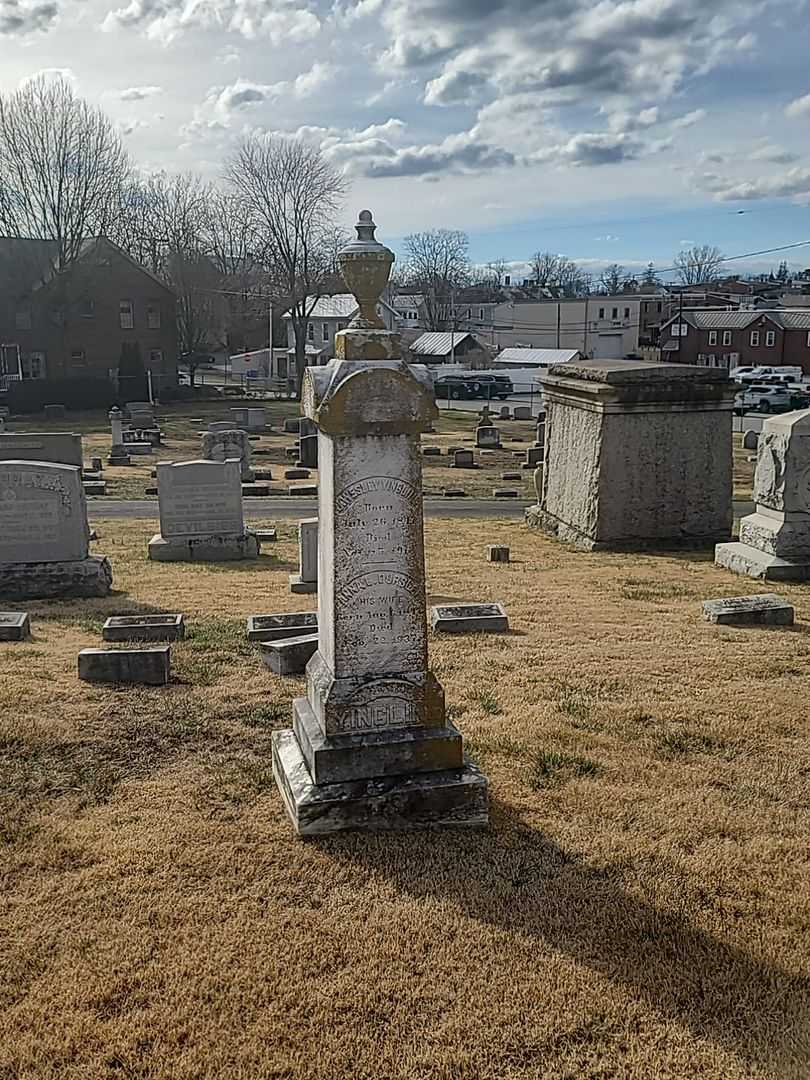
<box><xmin>716</xmin><ymin>409</ymin><xmax>810</xmax><ymax>579</ymax></box>
<box><xmin>0</xmin><ymin>461</ymin><xmax>112</xmax><ymax>599</ymax></box>
<box><xmin>272</xmin><ymin>211</ymin><xmax>488</xmax><ymax>836</ymax></box>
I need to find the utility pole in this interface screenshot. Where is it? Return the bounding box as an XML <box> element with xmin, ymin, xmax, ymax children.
<box><xmin>450</xmin><ymin>288</ymin><xmax>456</xmax><ymax>366</ymax></box>
<box><xmin>583</xmin><ymin>297</ymin><xmax>589</xmax><ymax>357</ymax></box>
<box><xmin>556</xmin><ymin>301</ymin><xmax>561</xmax><ymax>348</ymax></box>
<box><xmin>678</xmin><ymin>290</ymin><xmax>683</xmax><ymax>361</ymax></box>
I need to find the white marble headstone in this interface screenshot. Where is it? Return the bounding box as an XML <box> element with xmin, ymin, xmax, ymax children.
<box><xmin>157</xmin><ymin>459</ymin><xmax>244</xmax><ymax>538</ymax></box>
<box><xmin>0</xmin><ymin>460</ymin><xmax>89</xmax><ymax>563</ymax></box>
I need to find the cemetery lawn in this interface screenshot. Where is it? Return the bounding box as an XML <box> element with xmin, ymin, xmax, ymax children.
<box><xmin>4</xmin><ymin>402</ymin><xmax>540</xmax><ymax>500</ymax></box>
<box><xmin>2</xmin><ymin>518</ymin><xmax>808</xmax><ymax>1079</ymax></box>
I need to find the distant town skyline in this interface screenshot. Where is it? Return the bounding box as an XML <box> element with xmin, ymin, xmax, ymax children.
<box><xmin>2</xmin><ymin>0</ymin><xmax>810</xmax><ymax>276</ymax></box>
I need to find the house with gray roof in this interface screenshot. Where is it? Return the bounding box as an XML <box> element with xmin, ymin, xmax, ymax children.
<box><xmin>282</xmin><ymin>293</ymin><xmax>398</xmax><ymax>363</ymax></box>
<box><xmin>659</xmin><ymin>308</ymin><xmax>810</xmax><ymax>372</ymax></box>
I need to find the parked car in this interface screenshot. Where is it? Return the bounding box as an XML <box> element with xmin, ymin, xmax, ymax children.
<box><xmin>735</xmin><ymin>365</ymin><xmax>803</xmax><ymax>384</ymax></box>
<box><xmin>433</xmin><ymin>374</ymin><xmax>475</xmax><ymax>400</ymax></box>
<box><xmin>466</xmin><ymin>374</ymin><xmax>513</xmax><ymax>400</ymax></box>
<box><xmin>734</xmin><ymin>385</ymin><xmax>794</xmax><ymax>414</ymax></box>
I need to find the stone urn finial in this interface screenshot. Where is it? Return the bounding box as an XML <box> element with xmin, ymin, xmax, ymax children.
<box><xmin>339</xmin><ymin>210</ymin><xmax>395</xmax><ymax>331</ymax></box>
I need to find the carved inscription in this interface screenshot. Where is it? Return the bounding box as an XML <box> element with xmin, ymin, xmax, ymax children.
<box><xmin>333</xmin><ymin>475</ymin><xmax>427</xmax><ymax>674</ymax></box>
<box><xmin>159</xmin><ymin>463</ymin><xmax>244</xmax><ymax>538</ymax></box>
<box><xmin>0</xmin><ymin>465</ymin><xmax>86</xmax><ymax>562</ymax></box>
<box><xmin>334</xmin><ymin>695</ymin><xmax>419</xmax><ymax>734</ymax></box>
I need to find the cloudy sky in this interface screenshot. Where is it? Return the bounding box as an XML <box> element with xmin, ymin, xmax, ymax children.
<box><xmin>3</xmin><ymin>0</ymin><xmax>810</xmax><ymax>277</ymax></box>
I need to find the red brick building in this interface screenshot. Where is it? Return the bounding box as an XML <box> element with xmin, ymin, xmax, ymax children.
<box><xmin>659</xmin><ymin>309</ymin><xmax>810</xmax><ymax>373</ymax></box>
<box><xmin>0</xmin><ymin>236</ymin><xmax>178</xmax><ymax>393</ymax></box>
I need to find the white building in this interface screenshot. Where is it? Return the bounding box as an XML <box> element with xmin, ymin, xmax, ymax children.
<box><xmin>488</xmin><ymin>297</ymin><xmax>642</xmax><ymax>358</ymax></box>
<box><xmin>283</xmin><ymin>293</ymin><xmax>398</xmax><ymax>363</ymax></box>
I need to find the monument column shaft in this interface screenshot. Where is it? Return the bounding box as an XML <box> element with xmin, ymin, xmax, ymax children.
<box><xmin>317</xmin><ymin>430</ymin><xmax>429</xmax><ymax>681</ymax></box>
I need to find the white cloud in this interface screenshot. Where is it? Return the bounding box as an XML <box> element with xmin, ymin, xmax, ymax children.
<box><xmin>786</xmin><ymin>93</ymin><xmax>810</xmax><ymax>118</ymax></box>
<box><xmin>102</xmin><ymin>0</ymin><xmax>320</xmax><ymax>44</ymax></box>
<box><xmin>0</xmin><ymin>0</ymin><xmax>58</xmax><ymax>35</ymax></box>
<box><xmin>750</xmin><ymin>143</ymin><xmax>798</xmax><ymax>164</ymax></box>
<box><xmin>119</xmin><ymin>85</ymin><xmax>163</xmax><ymax>101</ymax></box>
<box><xmin>18</xmin><ymin>65</ymin><xmax>74</xmax><ymax>86</ymax></box>
<box><xmin>695</xmin><ymin>167</ymin><xmax>810</xmax><ymax>201</ymax></box>
<box><xmin>671</xmin><ymin>108</ymin><xmax>707</xmax><ymax>129</ymax></box>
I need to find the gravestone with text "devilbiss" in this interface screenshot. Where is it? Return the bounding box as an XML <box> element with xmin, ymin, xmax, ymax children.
<box><xmin>271</xmin><ymin>211</ymin><xmax>488</xmax><ymax>836</ymax></box>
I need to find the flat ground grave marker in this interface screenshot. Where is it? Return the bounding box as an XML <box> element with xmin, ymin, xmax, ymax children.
<box><xmin>430</xmin><ymin>603</ymin><xmax>509</xmax><ymax>634</ymax></box>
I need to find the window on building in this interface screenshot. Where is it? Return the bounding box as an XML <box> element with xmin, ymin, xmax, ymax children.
<box><xmin>751</xmin><ymin>330</ymin><xmax>760</xmax><ymax>347</ymax></box>
<box><xmin>119</xmin><ymin>300</ymin><xmax>134</xmax><ymax>329</ymax></box>
<box><xmin>598</xmin><ymin>307</ymin><xmax>605</xmax><ymax>319</ymax></box>
<box><xmin>22</xmin><ymin>352</ymin><xmax>45</xmax><ymax>379</ymax></box>
<box><xmin>149</xmin><ymin>349</ymin><xmax>163</xmax><ymax>368</ymax></box>
<box><xmin>70</xmin><ymin>349</ymin><xmax>86</xmax><ymax>365</ymax></box>
<box><xmin>323</xmin><ymin>323</ymin><xmax>330</xmax><ymax>342</ymax></box>
<box><xmin>722</xmin><ymin>330</ymin><xmax>732</xmax><ymax>346</ymax></box>
<box><xmin>478</xmin><ymin>307</ymin><xmax>485</xmax><ymax>321</ymax></box>
<box><xmin>672</xmin><ymin>323</ymin><xmax>688</xmax><ymax>337</ymax></box>
<box><xmin>624</xmin><ymin>307</ymin><xmax>630</xmax><ymax>319</ymax></box>
<box><xmin>612</xmin><ymin>307</ymin><xmax>618</xmax><ymax>319</ymax></box>
<box><xmin>79</xmin><ymin>298</ymin><xmax>95</xmax><ymax>319</ymax></box>
<box><xmin>708</xmin><ymin>330</ymin><xmax>718</xmax><ymax>345</ymax></box>
<box><xmin>15</xmin><ymin>305</ymin><xmax>31</xmax><ymax>330</ymax></box>
<box><xmin>766</xmin><ymin>330</ymin><xmax>776</xmax><ymax>347</ymax></box>
<box><xmin>307</xmin><ymin>323</ymin><xmax>314</xmax><ymax>341</ymax></box>
<box><xmin>146</xmin><ymin>303</ymin><xmax>160</xmax><ymax>329</ymax></box>
<box><xmin>657</xmin><ymin>302</ymin><xmax>662</xmax><ymax>312</ymax></box>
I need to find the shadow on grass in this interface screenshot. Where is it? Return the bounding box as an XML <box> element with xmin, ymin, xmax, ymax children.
<box><xmin>323</xmin><ymin>809</ymin><xmax>809</xmax><ymax>1076</ymax></box>
<box><xmin>183</xmin><ymin>554</ymin><xmax>297</xmax><ymax>573</ymax></box>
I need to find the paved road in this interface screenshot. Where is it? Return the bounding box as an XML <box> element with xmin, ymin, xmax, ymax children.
<box><xmin>88</xmin><ymin>497</ymin><xmax>756</xmax><ymax>521</ymax></box>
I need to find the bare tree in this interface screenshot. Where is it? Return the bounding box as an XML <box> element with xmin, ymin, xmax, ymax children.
<box><xmin>530</xmin><ymin>251</ymin><xmax>562</xmax><ymax>288</ymax></box>
<box><xmin>599</xmin><ymin>263</ymin><xmax>625</xmax><ymax>294</ymax></box>
<box><xmin>0</xmin><ymin>74</ymin><xmax>130</xmax><ymax>269</ymax></box>
<box><xmin>674</xmin><ymin>244</ymin><xmax>724</xmax><ymax>285</ymax></box>
<box><xmin>226</xmin><ymin>134</ymin><xmax>347</xmax><ymax>394</ymax></box>
<box><xmin>402</xmin><ymin>229</ymin><xmax>470</xmax><ymax>331</ymax></box>
<box><xmin>529</xmin><ymin>251</ymin><xmax>586</xmax><ymax>296</ymax></box>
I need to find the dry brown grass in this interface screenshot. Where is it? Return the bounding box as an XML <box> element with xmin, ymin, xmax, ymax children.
<box><xmin>2</xmin><ymin>518</ymin><xmax>809</xmax><ymax>1079</ymax></box>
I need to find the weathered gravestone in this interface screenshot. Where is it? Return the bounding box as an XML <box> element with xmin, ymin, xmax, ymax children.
<box><xmin>0</xmin><ymin>432</ymin><xmax>82</xmax><ymax>468</ymax></box>
<box><xmin>271</xmin><ymin>210</ymin><xmax>488</xmax><ymax>836</ymax></box>
<box><xmin>148</xmin><ymin>459</ymin><xmax>260</xmax><ymax>562</ymax></box>
<box><xmin>108</xmin><ymin>407</ymin><xmax>131</xmax><ymax>466</ymax></box>
<box><xmin>290</xmin><ymin>518</ymin><xmax>318</xmax><ymax>594</ymax></box>
<box><xmin>297</xmin><ymin>434</ymin><xmax>318</xmax><ymax>469</ymax></box>
<box><xmin>231</xmin><ymin>407</ymin><xmax>267</xmax><ymax>432</ymax></box>
<box><xmin>0</xmin><ymin>461</ymin><xmax>112</xmax><ymax>599</ymax></box>
<box><xmin>451</xmin><ymin>449</ymin><xmax>477</xmax><ymax>469</ymax></box>
<box><xmin>201</xmin><ymin>428</ymin><xmax>254</xmax><ymax>482</ymax></box>
<box><xmin>513</xmin><ymin>406</ymin><xmax>532</xmax><ymax>420</ymax></box>
<box><xmin>702</xmin><ymin>594</ymin><xmax>794</xmax><ymax>625</ymax></box>
<box><xmin>527</xmin><ymin>359</ymin><xmax>736</xmax><ymax>549</ymax></box>
<box><xmin>716</xmin><ymin>409</ymin><xmax>810</xmax><ymax>579</ymax></box>
<box><xmin>126</xmin><ymin>401</ymin><xmax>155</xmax><ymax>428</ymax></box>
<box><xmin>476</xmin><ymin>425</ymin><xmax>501</xmax><ymax>449</ymax></box>
<box><xmin>742</xmin><ymin>429</ymin><xmax>759</xmax><ymax>451</ymax></box>
<box><xmin>0</xmin><ymin>612</ymin><xmax>31</xmax><ymax>640</ymax></box>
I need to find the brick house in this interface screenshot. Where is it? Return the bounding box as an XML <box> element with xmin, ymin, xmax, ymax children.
<box><xmin>659</xmin><ymin>309</ymin><xmax>810</xmax><ymax>373</ymax></box>
<box><xmin>0</xmin><ymin>236</ymin><xmax>178</xmax><ymax>392</ymax></box>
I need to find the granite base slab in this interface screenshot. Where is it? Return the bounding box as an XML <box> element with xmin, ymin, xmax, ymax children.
<box><xmin>102</xmin><ymin>614</ymin><xmax>185</xmax><ymax>641</ymax></box>
<box><xmin>260</xmin><ymin>633</ymin><xmax>319</xmax><ymax>674</ymax></box>
<box><xmin>431</xmin><ymin>603</ymin><xmax>509</xmax><ymax>634</ymax></box>
<box><xmin>292</xmin><ymin>696</ymin><xmax>463</xmax><ymax>784</ymax></box>
<box><xmin>247</xmin><ymin>611</ymin><xmax>317</xmax><ymax>642</ymax></box>
<box><xmin>78</xmin><ymin>645</ymin><xmax>170</xmax><ymax>685</ymax></box>
<box><xmin>0</xmin><ymin>612</ymin><xmax>31</xmax><ymax>640</ymax></box>
<box><xmin>148</xmin><ymin>533</ymin><xmax>260</xmax><ymax>562</ymax></box>
<box><xmin>272</xmin><ymin>728</ymin><xmax>489</xmax><ymax>836</ymax></box>
<box><xmin>527</xmin><ymin>505</ymin><xmax>730</xmax><ymax>551</ymax></box>
<box><xmin>289</xmin><ymin>573</ymin><xmax>317</xmax><ymax>594</ymax></box>
<box><xmin>714</xmin><ymin>542</ymin><xmax>810</xmax><ymax>581</ymax></box>
<box><xmin>0</xmin><ymin>556</ymin><xmax>112</xmax><ymax>600</ymax></box>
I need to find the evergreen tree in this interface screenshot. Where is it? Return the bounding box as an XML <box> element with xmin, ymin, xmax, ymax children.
<box><xmin>118</xmin><ymin>340</ymin><xmax>147</xmax><ymax>399</ymax></box>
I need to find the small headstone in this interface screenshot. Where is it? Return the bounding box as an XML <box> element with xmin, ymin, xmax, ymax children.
<box><xmin>108</xmin><ymin>407</ymin><xmax>131</xmax><ymax>466</ymax></box>
<box><xmin>443</xmin><ymin>488</ymin><xmax>467</xmax><ymax>497</ymax></box>
<box><xmin>82</xmin><ymin>481</ymin><xmax>106</xmax><ymax>496</ymax></box>
<box><xmin>524</xmin><ymin>447</ymin><xmax>543</xmax><ymax>469</ymax></box>
<box><xmin>290</xmin><ymin>518</ymin><xmax>318</xmax><ymax>593</ymax></box>
<box><xmin>430</xmin><ymin>603</ymin><xmax>509</xmax><ymax>634</ymax></box>
<box><xmin>43</xmin><ymin>404</ymin><xmax>66</xmax><ymax>420</ymax></box>
<box><xmin>535</xmin><ymin>421</ymin><xmax>546</xmax><ymax>449</ymax></box>
<box><xmin>149</xmin><ymin>459</ymin><xmax>259</xmax><ymax>562</ymax></box>
<box><xmin>283</xmin><ymin>417</ymin><xmax>301</xmax><ymax>434</ymax></box>
<box><xmin>488</xmin><ymin>546</ymin><xmax>510</xmax><ymax>563</ymax></box>
<box><xmin>476</xmin><ymin>425</ymin><xmax>501</xmax><ymax>449</ymax></box>
<box><xmin>285</xmin><ymin>468</ymin><xmax>310</xmax><ymax>480</ymax></box>
<box><xmin>702</xmin><ymin>594</ymin><xmax>794</xmax><ymax>625</ymax></box>
<box><xmin>298</xmin><ymin>434</ymin><xmax>318</xmax><ymax>469</ymax></box>
<box><xmin>513</xmin><ymin>406</ymin><xmax>532</xmax><ymax>420</ymax></box>
<box><xmin>123</xmin><ymin>441</ymin><xmax>152</xmax><ymax>456</ymax></box>
<box><xmin>0</xmin><ymin>612</ymin><xmax>31</xmax><ymax>641</ymax></box>
<box><xmin>501</xmin><ymin>472</ymin><xmax>521</xmax><ymax>481</ymax></box>
<box><xmin>285</xmin><ymin>446</ymin><xmax>299</xmax><ymax>458</ymax></box>
<box><xmin>102</xmin><ymin>614</ymin><xmax>185</xmax><ymax>642</ymax></box>
<box><xmin>0</xmin><ymin>432</ymin><xmax>82</xmax><ymax>468</ymax></box>
<box><xmin>422</xmin><ymin>447</ymin><xmax>441</xmax><ymax>456</ymax></box>
<box><xmin>499</xmin><ymin>406</ymin><xmax>511</xmax><ymax>420</ymax></box>
<box><xmin>452</xmin><ymin>449</ymin><xmax>477</xmax><ymax>469</ymax></box>
<box><xmin>91</xmin><ymin>457</ymin><xmax>103</xmax><ymax>473</ymax></box>
<box><xmin>126</xmin><ymin>401</ymin><xmax>155</xmax><ymax>428</ymax></box>
<box><xmin>78</xmin><ymin>646</ymin><xmax>170</xmax><ymax>685</ymax></box>
<box><xmin>247</xmin><ymin>611</ymin><xmax>318</xmax><ymax>643</ymax></box>
<box><xmin>253</xmin><ymin>469</ymin><xmax>274</xmax><ymax>482</ymax></box>
<box><xmin>250</xmin><ymin>527</ymin><xmax>277</xmax><ymax>543</ymax></box>
<box><xmin>201</xmin><ymin>428</ymin><xmax>254</xmax><ymax>482</ymax></box>
<box><xmin>231</xmin><ymin>406</ymin><xmax>267</xmax><ymax>432</ymax></box>
<box><xmin>241</xmin><ymin>483</ymin><xmax>271</xmax><ymax>496</ymax></box>
<box><xmin>82</xmin><ymin>471</ymin><xmax>103</xmax><ymax>482</ymax></box>
<box><xmin>493</xmin><ymin>488</ymin><xmax>519</xmax><ymax>498</ymax></box>
<box><xmin>289</xmin><ymin>484</ymin><xmax>318</xmax><ymax>496</ymax></box>
<box><xmin>742</xmin><ymin>430</ymin><xmax>759</xmax><ymax>451</ymax></box>
<box><xmin>260</xmin><ymin>633</ymin><xmax>319</xmax><ymax>675</ymax></box>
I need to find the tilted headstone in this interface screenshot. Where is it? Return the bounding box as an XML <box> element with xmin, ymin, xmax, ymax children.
<box><xmin>271</xmin><ymin>210</ymin><xmax>488</xmax><ymax>836</ymax></box>
<box><xmin>528</xmin><ymin>360</ymin><xmax>736</xmax><ymax>549</ymax></box>
<box><xmin>148</xmin><ymin>459</ymin><xmax>259</xmax><ymax>562</ymax></box>
<box><xmin>716</xmin><ymin>409</ymin><xmax>810</xmax><ymax>580</ymax></box>
<box><xmin>0</xmin><ymin>432</ymin><xmax>82</xmax><ymax>469</ymax></box>
<box><xmin>290</xmin><ymin>518</ymin><xmax>318</xmax><ymax>594</ymax></box>
<box><xmin>201</xmin><ymin>428</ymin><xmax>254</xmax><ymax>482</ymax></box>
<box><xmin>0</xmin><ymin>461</ymin><xmax>112</xmax><ymax>598</ymax></box>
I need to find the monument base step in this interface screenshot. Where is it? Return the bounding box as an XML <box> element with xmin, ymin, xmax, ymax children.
<box><xmin>292</xmin><ymin>696</ymin><xmax>463</xmax><ymax>784</ymax></box>
<box><xmin>148</xmin><ymin>532</ymin><xmax>260</xmax><ymax>562</ymax></box>
<box><xmin>272</xmin><ymin>728</ymin><xmax>488</xmax><ymax>837</ymax></box>
<box><xmin>526</xmin><ymin>505</ymin><xmax>731</xmax><ymax>551</ymax></box>
<box><xmin>289</xmin><ymin>573</ymin><xmax>317</xmax><ymax>594</ymax></box>
<box><xmin>0</xmin><ymin>556</ymin><xmax>112</xmax><ymax>601</ymax></box>
<box><xmin>714</xmin><ymin>542</ymin><xmax>810</xmax><ymax>581</ymax></box>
